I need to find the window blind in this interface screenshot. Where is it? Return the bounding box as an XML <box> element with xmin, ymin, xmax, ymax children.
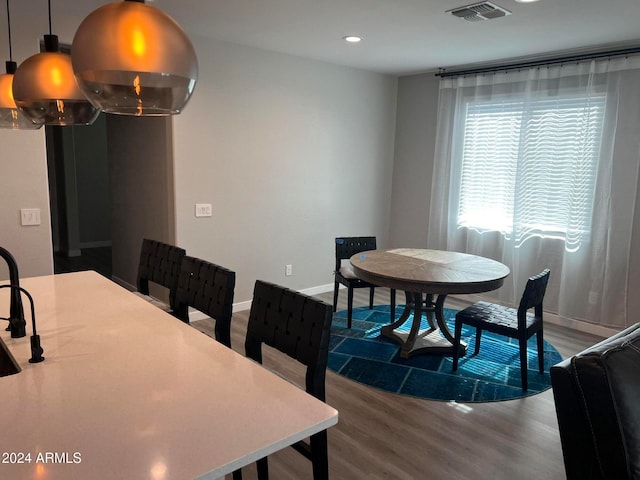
<box><xmin>457</xmin><ymin>94</ymin><xmax>606</xmax><ymax>249</ymax></box>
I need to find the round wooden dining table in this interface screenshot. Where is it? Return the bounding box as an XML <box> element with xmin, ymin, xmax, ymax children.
<box><xmin>350</xmin><ymin>248</ymin><xmax>510</xmax><ymax>358</ymax></box>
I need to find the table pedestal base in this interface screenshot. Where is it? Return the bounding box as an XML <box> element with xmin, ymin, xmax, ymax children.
<box><xmin>381</xmin><ymin>291</ymin><xmax>467</xmax><ymax>359</ymax></box>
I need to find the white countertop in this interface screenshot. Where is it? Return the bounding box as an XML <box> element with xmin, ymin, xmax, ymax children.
<box><xmin>0</xmin><ymin>271</ymin><xmax>338</xmax><ymax>479</ymax></box>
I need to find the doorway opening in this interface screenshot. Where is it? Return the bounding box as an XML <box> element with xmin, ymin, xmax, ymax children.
<box><xmin>45</xmin><ymin>113</ymin><xmax>176</xmax><ymax>289</ymax></box>
<box><xmin>46</xmin><ymin>113</ymin><xmax>112</xmax><ymax>279</ymax></box>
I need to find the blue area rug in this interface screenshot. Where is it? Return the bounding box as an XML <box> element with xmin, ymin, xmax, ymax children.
<box><xmin>328</xmin><ymin>305</ymin><xmax>562</xmax><ymax>402</ymax></box>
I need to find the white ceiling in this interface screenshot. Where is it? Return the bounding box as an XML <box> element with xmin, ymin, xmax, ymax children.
<box><xmin>55</xmin><ymin>0</ymin><xmax>640</xmax><ymax>76</ymax></box>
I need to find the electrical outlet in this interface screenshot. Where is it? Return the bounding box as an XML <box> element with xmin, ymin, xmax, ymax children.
<box><xmin>285</xmin><ymin>264</ymin><xmax>293</xmax><ymax>276</ymax></box>
<box><xmin>195</xmin><ymin>203</ymin><xmax>212</xmax><ymax>217</ymax></box>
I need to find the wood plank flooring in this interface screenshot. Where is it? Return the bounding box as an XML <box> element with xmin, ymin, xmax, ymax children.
<box><xmin>190</xmin><ymin>288</ymin><xmax>604</xmax><ymax>480</ymax></box>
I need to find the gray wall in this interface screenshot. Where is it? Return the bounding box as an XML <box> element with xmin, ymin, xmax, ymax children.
<box><xmin>0</xmin><ymin>129</ymin><xmax>51</xmax><ymax>280</ymax></box>
<box><xmin>107</xmin><ymin>116</ymin><xmax>175</xmax><ymax>290</ymax></box>
<box><xmin>173</xmin><ymin>35</ymin><xmax>399</xmax><ymax>304</ymax></box>
<box><xmin>389</xmin><ymin>73</ymin><xmax>440</xmax><ymax>248</ymax></box>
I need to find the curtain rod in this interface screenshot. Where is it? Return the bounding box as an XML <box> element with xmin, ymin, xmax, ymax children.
<box><xmin>436</xmin><ymin>46</ymin><xmax>640</xmax><ymax>78</ymax></box>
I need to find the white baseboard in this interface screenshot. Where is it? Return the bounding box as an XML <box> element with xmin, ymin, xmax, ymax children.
<box><xmin>301</xmin><ymin>283</ymin><xmax>336</xmax><ymax>297</ymax></box>
<box><xmin>227</xmin><ymin>283</ymin><xmax>335</xmax><ymax>315</ymax></box>
<box><xmin>129</xmin><ymin>278</ymin><xmax>618</xmax><ymax>339</ymax></box>
<box><xmin>110</xmin><ymin>278</ymin><xmax>335</xmax><ymax>322</ymax></box>
<box><xmin>189</xmin><ymin>311</ymin><xmax>210</xmax><ymax>322</ymax></box>
<box><xmin>188</xmin><ymin>283</ymin><xmax>336</xmax><ymax>321</ymax></box>
<box><xmin>453</xmin><ymin>293</ymin><xmax>619</xmax><ymax>339</ymax></box>
<box><xmin>543</xmin><ymin>312</ymin><xmax>620</xmax><ymax>339</ymax></box>
<box><xmin>111</xmin><ymin>276</ymin><xmax>134</xmax><ymax>291</ymax></box>
<box><xmin>231</xmin><ymin>300</ymin><xmax>252</xmax><ymax>313</ymax></box>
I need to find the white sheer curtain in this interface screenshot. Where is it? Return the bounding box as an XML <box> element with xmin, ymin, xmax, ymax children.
<box><xmin>428</xmin><ymin>57</ymin><xmax>640</xmax><ymax>329</ymax></box>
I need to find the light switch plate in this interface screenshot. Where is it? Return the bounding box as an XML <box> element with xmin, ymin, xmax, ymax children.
<box><xmin>20</xmin><ymin>208</ymin><xmax>41</xmax><ymax>226</ymax></box>
<box><xmin>195</xmin><ymin>203</ymin><xmax>212</xmax><ymax>217</ymax></box>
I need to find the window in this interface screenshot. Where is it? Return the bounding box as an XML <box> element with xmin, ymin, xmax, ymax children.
<box><xmin>456</xmin><ymin>93</ymin><xmax>606</xmax><ymax>249</ymax></box>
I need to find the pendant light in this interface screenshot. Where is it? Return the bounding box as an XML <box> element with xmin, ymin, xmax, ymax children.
<box><xmin>12</xmin><ymin>0</ymin><xmax>100</xmax><ymax>126</ymax></box>
<box><xmin>71</xmin><ymin>0</ymin><xmax>198</xmax><ymax>116</ymax></box>
<box><xmin>0</xmin><ymin>0</ymin><xmax>42</xmax><ymax>129</ymax></box>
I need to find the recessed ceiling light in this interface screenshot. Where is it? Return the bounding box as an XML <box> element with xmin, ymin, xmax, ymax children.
<box><xmin>514</xmin><ymin>0</ymin><xmax>540</xmax><ymax>3</ymax></box>
<box><xmin>343</xmin><ymin>36</ymin><xmax>362</xmax><ymax>43</ymax></box>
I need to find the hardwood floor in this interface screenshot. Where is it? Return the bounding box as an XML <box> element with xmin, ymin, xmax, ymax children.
<box><xmin>190</xmin><ymin>288</ymin><xmax>604</xmax><ymax>480</ymax></box>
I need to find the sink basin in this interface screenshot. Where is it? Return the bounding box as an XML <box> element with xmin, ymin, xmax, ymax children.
<box><xmin>0</xmin><ymin>337</ymin><xmax>21</xmax><ymax>377</ymax></box>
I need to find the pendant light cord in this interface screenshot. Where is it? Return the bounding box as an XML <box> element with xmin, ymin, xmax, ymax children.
<box><xmin>47</xmin><ymin>0</ymin><xmax>52</xmax><ymax>35</ymax></box>
<box><xmin>5</xmin><ymin>0</ymin><xmax>11</xmax><ymax>61</ymax></box>
<box><xmin>42</xmin><ymin>0</ymin><xmax>58</xmax><ymax>53</ymax></box>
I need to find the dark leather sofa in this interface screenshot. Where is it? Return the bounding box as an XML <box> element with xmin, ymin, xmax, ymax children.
<box><xmin>550</xmin><ymin>323</ymin><xmax>640</xmax><ymax>479</ymax></box>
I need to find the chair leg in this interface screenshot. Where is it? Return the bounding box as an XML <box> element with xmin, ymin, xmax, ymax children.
<box><xmin>332</xmin><ymin>281</ymin><xmax>339</xmax><ymax>313</ymax></box>
<box><xmin>390</xmin><ymin>289</ymin><xmax>396</xmax><ymax>322</ymax></box>
<box><xmin>536</xmin><ymin>330</ymin><xmax>544</xmax><ymax>373</ymax></box>
<box><xmin>257</xmin><ymin>457</ymin><xmax>269</xmax><ymax>480</ymax></box>
<box><xmin>368</xmin><ymin>286</ymin><xmax>374</xmax><ymax>309</ymax></box>
<box><xmin>310</xmin><ymin>430</ymin><xmax>329</xmax><ymax>480</ymax></box>
<box><xmin>474</xmin><ymin>328</ymin><xmax>483</xmax><ymax>355</ymax></box>
<box><xmin>216</xmin><ymin>323</ymin><xmax>232</xmax><ymax>349</ymax></box>
<box><xmin>232</xmin><ymin>469</ymin><xmax>243</xmax><ymax>480</ymax></box>
<box><xmin>452</xmin><ymin>319</ymin><xmax>463</xmax><ymax>371</ymax></box>
<box><xmin>519</xmin><ymin>337</ymin><xmax>529</xmax><ymax>391</ymax></box>
<box><xmin>347</xmin><ymin>287</ymin><xmax>354</xmax><ymax>329</ymax></box>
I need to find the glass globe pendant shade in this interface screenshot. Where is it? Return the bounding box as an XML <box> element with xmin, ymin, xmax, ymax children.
<box><xmin>12</xmin><ymin>35</ymin><xmax>100</xmax><ymax>126</ymax></box>
<box><xmin>71</xmin><ymin>0</ymin><xmax>198</xmax><ymax>116</ymax></box>
<box><xmin>0</xmin><ymin>61</ymin><xmax>43</xmax><ymax>129</ymax></box>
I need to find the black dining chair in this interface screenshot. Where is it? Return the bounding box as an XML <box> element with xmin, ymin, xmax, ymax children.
<box><xmin>173</xmin><ymin>256</ymin><xmax>236</xmax><ymax>348</ymax></box>
<box><xmin>452</xmin><ymin>269</ymin><xmax>550</xmax><ymax>391</ymax></box>
<box><xmin>333</xmin><ymin>236</ymin><xmax>395</xmax><ymax>328</ymax></box>
<box><xmin>236</xmin><ymin>280</ymin><xmax>333</xmax><ymax>480</ymax></box>
<box><xmin>136</xmin><ymin>238</ymin><xmax>186</xmax><ymax>314</ymax></box>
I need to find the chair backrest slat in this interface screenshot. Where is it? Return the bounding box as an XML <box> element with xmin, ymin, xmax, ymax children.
<box><xmin>518</xmin><ymin>269</ymin><xmax>551</xmax><ymax>315</ymax></box>
<box><xmin>137</xmin><ymin>239</ymin><xmax>186</xmax><ymax>310</ymax></box>
<box><xmin>175</xmin><ymin>256</ymin><xmax>235</xmax><ymax>347</ymax></box>
<box><xmin>245</xmin><ymin>280</ymin><xmax>333</xmax><ymax>400</ymax></box>
<box><xmin>335</xmin><ymin>236</ymin><xmax>377</xmax><ymax>270</ymax></box>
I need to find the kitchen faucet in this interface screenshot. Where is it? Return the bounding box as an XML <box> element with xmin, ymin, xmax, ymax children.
<box><xmin>0</xmin><ymin>246</ymin><xmax>25</xmax><ymax>338</ymax></box>
<box><xmin>0</xmin><ymin>246</ymin><xmax>44</xmax><ymax>363</ymax></box>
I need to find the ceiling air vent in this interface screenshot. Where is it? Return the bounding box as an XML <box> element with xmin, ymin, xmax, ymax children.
<box><xmin>448</xmin><ymin>2</ymin><xmax>512</xmax><ymax>22</ymax></box>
